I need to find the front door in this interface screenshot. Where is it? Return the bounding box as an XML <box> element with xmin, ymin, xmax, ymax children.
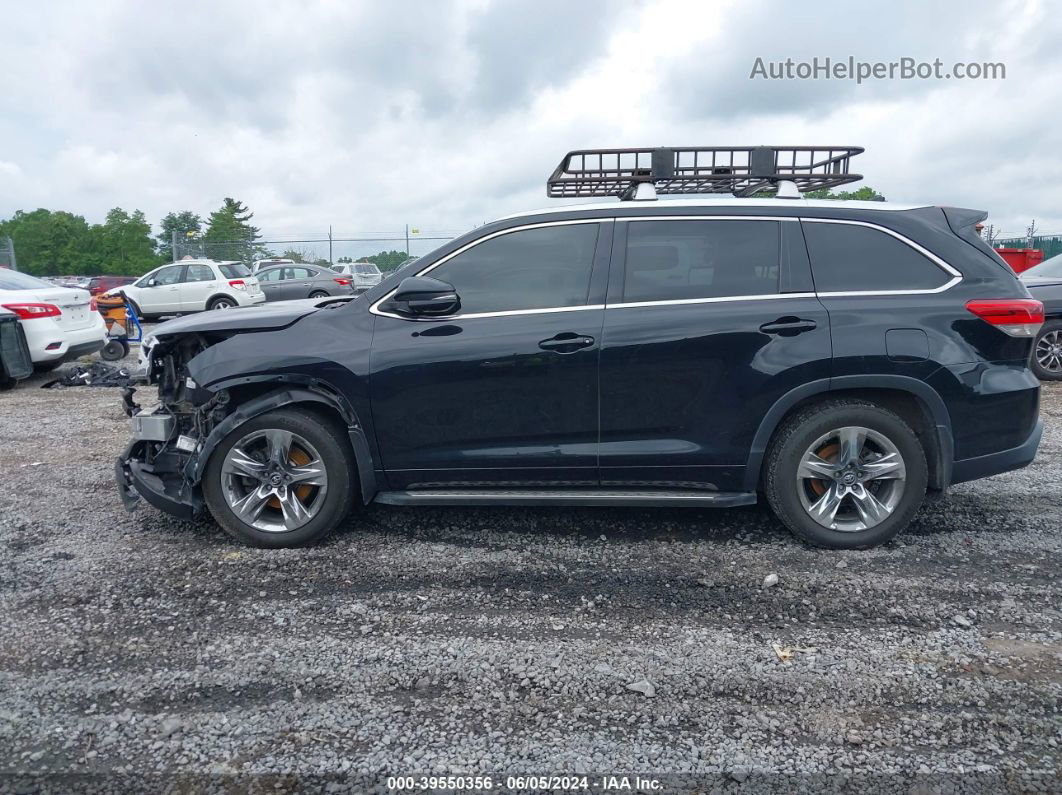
<box><xmin>369</xmin><ymin>220</ymin><xmax>611</xmax><ymax>489</ymax></box>
<box><xmin>599</xmin><ymin>217</ymin><xmax>832</xmax><ymax>493</ymax></box>
<box><xmin>141</xmin><ymin>264</ymin><xmax>184</xmax><ymax>314</ymax></box>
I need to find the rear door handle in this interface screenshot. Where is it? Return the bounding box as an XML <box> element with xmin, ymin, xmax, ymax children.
<box><xmin>539</xmin><ymin>333</ymin><xmax>595</xmax><ymax>353</ymax></box>
<box><xmin>759</xmin><ymin>317</ymin><xmax>817</xmax><ymax>336</ymax></box>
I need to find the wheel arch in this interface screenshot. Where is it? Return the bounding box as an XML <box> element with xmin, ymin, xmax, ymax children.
<box><xmin>190</xmin><ymin>378</ymin><xmax>377</xmax><ymax>505</ymax></box>
<box><xmin>206</xmin><ymin>292</ymin><xmax>238</xmax><ymax>309</ymax></box>
<box><xmin>744</xmin><ymin>376</ymin><xmax>953</xmax><ymax>492</ymax></box>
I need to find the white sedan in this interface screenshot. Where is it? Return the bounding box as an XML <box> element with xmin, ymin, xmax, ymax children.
<box><xmin>0</xmin><ymin>269</ymin><xmax>107</xmax><ymax>370</ymax></box>
<box><xmin>115</xmin><ymin>259</ymin><xmax>264</xmax><ymax>320</ymax></box>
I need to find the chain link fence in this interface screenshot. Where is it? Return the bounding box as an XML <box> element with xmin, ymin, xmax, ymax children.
<box><xmin>0</xmin><ymin>236</ymin><xmax>17</xmax><ymax>270</ymax></box>
<box><xmin>171</xmin><ymin>228</ymin><xmax>462</xmax><ymax>269</ymax></box>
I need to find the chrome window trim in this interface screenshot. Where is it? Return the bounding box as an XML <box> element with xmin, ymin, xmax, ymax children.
<box><xmin>607</xmin><ymin>292</ymin><xmax>815</xmax><ymax>310</ymax></box>
<box><xmin>624</xmin><ymin>215</ymin><xmax>798</xmax><ymax>222</ymax></box>
<box><xmin>799</xmin><ymin>217</ymin><xmax>962</xmax><ymax>296</ymax></box>
<box><xmin>369</xmin><ymin>218</ymin><xmax>611</xmax><ymax>321</ymax></box>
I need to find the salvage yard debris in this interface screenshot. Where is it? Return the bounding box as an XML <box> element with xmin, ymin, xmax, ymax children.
<box><xmin>42</xmin><ymin>361</ymin><xmax>133</xmax><ymax>389</ymax></box>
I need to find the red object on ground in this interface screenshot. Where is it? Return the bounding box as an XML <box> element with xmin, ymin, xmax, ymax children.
<box><xmin>996</xmin><ymin>247</ymin><xmax>1044</xmax><ymax>274</ymax></box>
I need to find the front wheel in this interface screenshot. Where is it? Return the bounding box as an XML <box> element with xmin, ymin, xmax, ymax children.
<box><xmin>202</xmin><ymin>408</ymin><xmax>355</xmax><ymax>547</ymax></box>
<box><xmin>764</xmin><ymin>400</ymin><xmax>928</xmax><ymax>549</ymax></box>
<box><xmin>1031</xmin><ymin>320</ymin><xmax>1062</xmax><ymax>381</ymax></box>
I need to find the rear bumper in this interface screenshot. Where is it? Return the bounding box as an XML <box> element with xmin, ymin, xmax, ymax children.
<box><xmin>950</xmin><ymin>417</ymin><xmax>1043</xmax><ymax>485</ymax></box>
<box><xmin>26</xmin><ymin>318</ymin><xmax>107</xmax><ymax>363</ymax></box>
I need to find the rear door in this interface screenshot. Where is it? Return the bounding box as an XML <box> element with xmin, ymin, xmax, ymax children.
<box><xmin>598</xmin><ymin>216</ymin><xmax>832</xmax><ymax>492</ymax></box>
<box><xmin>284</xmin><ymin>267</ymin><xmax>316</xmax><ymax>300</ymax></box>
<box><xmin>179</xmin><ymin>263</ymin><xmax>220</xmax><ymax>311</ymax></box>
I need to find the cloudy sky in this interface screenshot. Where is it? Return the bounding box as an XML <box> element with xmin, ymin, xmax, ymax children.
<box><xmin>3</xmin><ymin>0</ymin><xmax>1061</xmax><ymax>256</ymax></box>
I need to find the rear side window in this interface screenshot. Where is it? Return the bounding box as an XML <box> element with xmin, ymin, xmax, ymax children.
<box><xmin>622</xmin><ymin>220</ymin><xmax>780</xmax><ymax>302</ymax></box>
<box><xmin>802</xmin><ymin>222</ymin><xmax>950</xmax><ymax>292</ymax></box>
<box><xmin>428</xmin><ymin>223</ymin><xmax>600</xmax><ymax>314</ymax></box>
<box><xmin>185</xmin><ymin>264</ymin><xmax>214</xmax><ymax>282</ymax></box>
<box><xmin>219</xmin><ymin>262</ymin><xmax>251</xmax><ymax>278</ymax></box>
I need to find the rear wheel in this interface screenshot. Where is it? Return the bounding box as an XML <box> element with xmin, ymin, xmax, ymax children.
<box><xmin>309</xmin><ymin>290</ymin><xmax>329</xmax><ymax>299</ymax></box>
<box><xmin>1031</xmin><ymin>320</ymin><xmax>1062</xmax><ymax>381</ymax></box>
<box><xmin>202</xmin><ymin>408</ymin><xmax>355</xmax><ymax>547</ymax></box>
<box><xmin>765</xmin><ymin>400</ymin><xmax>928</xmax><ymax>549</ymax></box>
<box><xmin>208</xmin><ymin>296</ymin><xmax>237</xmax><ymax>310</ymax></box>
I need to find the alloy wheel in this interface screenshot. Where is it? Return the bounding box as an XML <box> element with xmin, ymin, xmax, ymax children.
<box><xmin>220</xmin><ymin>429</ymin><xmax>328</xmax><ymax>533</ymax></box>
<box><xmin>796</xmin><ymin>426</ymin><xmax>907</xmax><ymax>533</ymax></box>
<box><xmin>1035</xmin><ymin>330</ymin><xmax>1062</xmax><ymax>374</ymax></box>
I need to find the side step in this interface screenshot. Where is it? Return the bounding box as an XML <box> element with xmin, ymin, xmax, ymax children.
<box><xmin>372</xmin><ymin>488</ymin><xmax>757</xmax><ymax>508</ymax></box>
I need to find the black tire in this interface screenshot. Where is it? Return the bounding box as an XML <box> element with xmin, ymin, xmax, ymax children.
<box><xmin>100</xmin><ymin>339</ymin><xmax>128</xmax><ymax>361</ymax></box>
<box><xmin>208</xmin><ymin>296</ymin><xmax>237</xmax><ymax>311</ymax></box>
<box><xmin>202</xmin><ymin>408</ymin><xmax>355</xmax><ymax>548</ymax></box>
<box><xmin>1030</xmin><ymin>319</ymin><xmax>1062</xmax><ymax>381</ymax></box>
<box><xmin>309</xmin><ymin>290</ymin><xmax>329</xmax><ymax>299</ymax></box>
<box><xmin>764</xmin><ymin>399</ymin><xmax>928</xmax><ymax>549</ymax></box>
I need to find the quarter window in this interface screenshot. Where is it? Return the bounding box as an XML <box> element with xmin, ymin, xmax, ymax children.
<box><xmin>426</xmin><ymin>223</ymin><xmax>600</xmax><ymax>315</ymax></box>
<box><xmin>622</xmin><ymin>220</ymin><xmax>780</xmax><ymax>302</ymax></box>
<box><xmin>802</xmin><ymin>222</ymin><xmax>950</xmax><ymax>292</ymax></box>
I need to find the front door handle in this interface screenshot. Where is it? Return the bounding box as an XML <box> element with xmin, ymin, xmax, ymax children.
<box><xmin>759</xmin><ymin>317</ymin><xmax>818</xmax><ymax>336</ymax></box>
<box><xmin>539</xmin><ymin>332</ymin><xmax>595</xmax><ymax>353</ymax></box>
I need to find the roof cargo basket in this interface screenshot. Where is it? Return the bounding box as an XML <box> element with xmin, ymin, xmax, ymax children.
<box><xmin>546</xmin><ymin>145</ymin><xmax>864</xmax><ymax>200</ymax></box>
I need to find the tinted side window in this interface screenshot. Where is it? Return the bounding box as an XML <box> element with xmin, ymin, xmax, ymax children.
<box><xmin>623</xmin><ymin>220</ymin><xmax>779</xmax><ymax>302</ymax></box>
<box><xmin>428</xmin><ymin>223</ymin><xmax>599</xmax><ymax>314</ymax></box>
<box><xmin>219</xmin><ymin>262</ymin><xmax>251</xmax><ymax>278</ymax></box>
<box><xmin>290</xmin><ymin>267</ymin><xmax>313</xmax><ymax>279</ymax></box>
<box><xmin>152</xmin><ymin>266</ymin><xmax>183</xmax><ymax>286</ymax></box>
<box><xmin>802</xmin><ymin>222</ymin><xmax>949</xmax><ymax>292</ymax></box>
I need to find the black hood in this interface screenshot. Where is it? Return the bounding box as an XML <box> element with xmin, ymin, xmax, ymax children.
<box><xmin>151</xmin><ymin>297</ymin><xmax>352</xmax><ymax>338</ymax></box>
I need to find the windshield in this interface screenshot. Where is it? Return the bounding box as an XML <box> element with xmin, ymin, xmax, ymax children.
<box><xmin>220</xmin><ymin>262</ymin><xmax>252</xmax><ymax>278</ymax></box>
<box><xmin>0</xmin><ymin>270</ymin><xmax>55</xmax><ymax>290</ymax></box>
<box><xmin>1021</xmin><ymin>253</ymin><xmax>1062</xmax><ymax>279</ymax></box>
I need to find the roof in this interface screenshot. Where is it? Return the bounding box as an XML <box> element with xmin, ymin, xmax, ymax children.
<box><xmin>494</xmin><ymin>197</ymin><xmax>932</xmax><ymax>223</ymax></box>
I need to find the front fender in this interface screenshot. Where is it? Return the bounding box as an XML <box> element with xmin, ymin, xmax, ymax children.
<box><xmin>189</xmin><ymin>385</ymin><xmax>377</xmax><ymax>505</ymax></box>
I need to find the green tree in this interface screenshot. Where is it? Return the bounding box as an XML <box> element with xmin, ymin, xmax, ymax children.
<box><xmin>0</xmin><ymin>209</ymin><xmax>93</xmax><ymax>276</ymax></box>
<box><xmin>365</xmin><ymin>250</ymin><xmax>410</xmax><ymax>272</ymax></box>
<box><xmin>157</xmin><ymin>210</ymin><xmax>202</xmax><ymax>261</ymax></box>
<box><xmin>336</xmin><ymin>256</ymin><xmax>353</xmax><ymax>264</ymax></box>
<box><xmin>89</xmin><ymin>208</ymin><xmax>158</xmax><ymax>275</ymax></box>
<box><xmin>203</xmin><ymin>198</ymin><xmax>260</xmax><ymax>261</ymax></box>
<box><xmin>804</xmin><ymin>186</ymin><xmax>885</xmax><ymax>201</ymax></box>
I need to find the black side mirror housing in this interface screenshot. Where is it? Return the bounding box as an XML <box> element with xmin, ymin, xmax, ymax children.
<box><xmin>388</xmin><ymin>276</ymin><xmax>461</xmax><ymax>317</ymax></box>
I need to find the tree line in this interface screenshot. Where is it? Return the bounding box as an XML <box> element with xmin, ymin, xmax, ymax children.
<box><xmin>0</xmin><ymin>198</ymin><xmax>411</xmax><ymax>277</ymax></box>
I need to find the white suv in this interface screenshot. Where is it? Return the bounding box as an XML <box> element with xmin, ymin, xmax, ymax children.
<box><xmin>332</xmin><ymin>261</ymin><xmax>383</xmax><ymax>292</ymax></box>
<box><xmin>116</xmin><ymin>260</ymin><xmax>264</xmax><ymax>320</ymax></box>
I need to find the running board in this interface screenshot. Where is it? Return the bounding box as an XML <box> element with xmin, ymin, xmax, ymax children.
<box><xmin>373</xmin><ymin>489</ymin><xmax>758</xmax><ymax>508</ymax></box>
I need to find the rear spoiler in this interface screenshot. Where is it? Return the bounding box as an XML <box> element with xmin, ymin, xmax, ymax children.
<box><xmin>940</xmin><ymin>206</ymin><xmax>1012</xmax><ymax>273</ymax></box>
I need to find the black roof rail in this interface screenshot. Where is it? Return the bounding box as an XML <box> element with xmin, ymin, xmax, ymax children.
<box><xmin>546</xmin><ymin>145</ymin><xmax>864</xmax><ymax>200</ymax></box>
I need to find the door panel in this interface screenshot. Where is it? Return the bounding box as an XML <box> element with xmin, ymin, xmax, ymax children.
<box><xmin>370</xmin><ymin>310</ymin><xmax>603</xmax><ymax>487</ymax></box>
<box><xmin>598</xmin><ymin>217</ymin><xmax>831</xmax><ymax>492</ymax></box>
<box><xmin>141</xmin><ymin>265</ymin><xmax>183</xmax><ymax>313</ymax></box>
<box><xmin>179</xmin><ymin>264</ymin><xmax>219</xmax><ymax>311</ymax></box>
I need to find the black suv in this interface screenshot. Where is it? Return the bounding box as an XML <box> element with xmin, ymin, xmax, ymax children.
<box><xmin>116</xmin><ymin>147</ymin><xmax>1043</xmax><ymax>549</ymax></box>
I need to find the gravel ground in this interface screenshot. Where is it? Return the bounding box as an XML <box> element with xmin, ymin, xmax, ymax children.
<box><xmin>0</xmin><ymin>347</ymin><xmax>1059</xmax><ymax>793</ymax></box>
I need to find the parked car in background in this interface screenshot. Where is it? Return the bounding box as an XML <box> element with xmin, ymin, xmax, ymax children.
<box><xmin>111</xmin><ymin>259</ymin><xmax>264</xmax><ymax>320</ymax></box>
<box><xmin>87</xmin><ymin>275</ymin><xmax>136</xmax><ymax>296</ymax></box>
<box><xmin>252</xmin><ymin>258</ymin><xmax>296</xmax><ymax>274</ymax></box>
<box><xmin>1020</xmin><ymin>253</ymin><xmax>1062</xmax><ymax>380</ymax></box>
<box><xmin>332</xmin><ymin>261</ymin><xmax>383</xmax><ymax>291</ymax></box>
<box><xmin>0</xmin><ymin>269</ymin><xmax>107</xmax><ymax>370</ymax></box>
<box><xmin>257</xmin><ymin>264</ymin><xmax>354</xmax><ymax>302</ymax></box>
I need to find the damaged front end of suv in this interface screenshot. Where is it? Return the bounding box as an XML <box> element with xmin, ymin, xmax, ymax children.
<box><xmin>115</xmin><ymin>297</ymin><xmax>373</xmax><ymax>524</ymax></box>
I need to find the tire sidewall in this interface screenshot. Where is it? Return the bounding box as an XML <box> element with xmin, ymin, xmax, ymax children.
<box><xmin>767</xmin><ymin>404</ymin><xmax>928</xmax><ymax>549</ymax></box>
<box><xmin>1031</xmin><ymin>320</ymin><xmax>1062</xmax><ymax>381</ymax></box>
<box><xmin>209</xmin><ymin>297</ymin><xmax>236</xmax><ymax>310</ymax></box>
<box><xmin>202</xmin><ymin>408</ymin><xmax>354</xmax><ymax>547</ymax></box>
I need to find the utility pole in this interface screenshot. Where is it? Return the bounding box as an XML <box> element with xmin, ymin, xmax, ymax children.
<box><xmin>405</xmin><ymin>224</ymin><xmax>410</xmax><ymax>256</ymax></box>
<box><xmin>171</xmin><ymin>230</ymin><xmax>178</xmax><ymax>262</ymax></box>
<box><xmin>329</xmin><ymin>226</ymin><xmax>333</xmax><ymax>265</ymax></box>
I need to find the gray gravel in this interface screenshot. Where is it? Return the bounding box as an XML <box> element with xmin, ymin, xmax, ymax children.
<box><xmin>0</xmin><ymin>349</ymin><xmax>1059</xmax><ymax>793</ymax></box>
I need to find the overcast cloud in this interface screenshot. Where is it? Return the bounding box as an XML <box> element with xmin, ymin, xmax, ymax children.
<box><xmin>2</xmin><ymin>0</ymin><xmax>1060</xmax><ymax>254</ymax></box>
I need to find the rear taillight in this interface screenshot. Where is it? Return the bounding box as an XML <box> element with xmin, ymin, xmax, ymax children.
<box><xmin>228</xmin><ymin>279</ymin><xmax>247</xmax><ymax>290</ymax></box>
<box><xmin>334</xmin><ymin>277</ymin><xmax>352</xmax><ymax>286</ymax></box>
<box><xmin>89</xmin><ymin>297</ymin><xmax>98</xmax><ymax>312</ymax></box>
<box><xmin>966</xmin><ymin>299</ymin><xmax>1044</xmax><ymax>338</ymax></box>
<box><xmin>2</xmin><ymin>302</ymin><xmax>62</xmax><ymax>319</ymax></box>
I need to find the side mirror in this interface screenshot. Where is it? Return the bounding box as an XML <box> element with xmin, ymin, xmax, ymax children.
<box><xmin>389</xmin><ymin>276</ymin><xmax>461</xmax><ymax>317</ymax></box>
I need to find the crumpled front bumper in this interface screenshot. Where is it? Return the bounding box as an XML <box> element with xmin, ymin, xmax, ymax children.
<box><xmin>115</xmin><ymin>438</ymin><xmax>203</xmax><ymax>520</ymax></box>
